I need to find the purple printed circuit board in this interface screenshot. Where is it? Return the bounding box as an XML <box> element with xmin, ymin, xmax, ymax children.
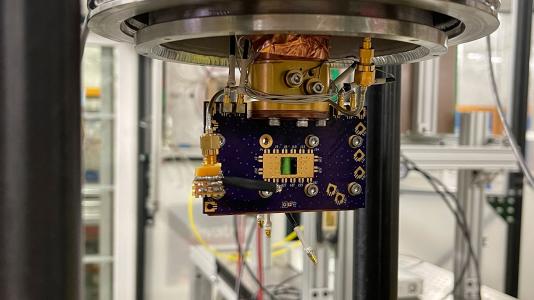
<box><xmin>203</xmin><ymin>104</ymin><xmax>367</xmax><ymax>215</ymax></box>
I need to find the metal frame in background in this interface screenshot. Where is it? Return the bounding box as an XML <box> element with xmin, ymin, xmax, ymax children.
<box><xmin>0</xmin><ymin>0</ymin><xmax>81</xmax><ymax>299</ymax></box>
<box><xmin>354</xmin><ymin>65</ymin><xmax>401</xmax><ymax>300</ymax></box>
<box><xmin>505</xmin><ymin>0</ymin><xmax>533</xmax><ymax>296</ymax></box>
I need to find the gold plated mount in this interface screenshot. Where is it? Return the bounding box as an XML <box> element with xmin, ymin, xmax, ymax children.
<box><xmin>249</xmin><ymin>59</ymin><xmax>329</xmax><ymax>95</ymax></box>
<box><xmin>249</xmin><ymin>101</ymin><xmax>330</xmax><ymax>119</ymax></box>
<box><xmin>248</xmin><ymin>58</ymin><xmax>331</xmax><ymax>119</ymax></box>
<box><xmin>192</xmin><ymin>132</ymin><xmax>225</xmax><ymax>198</ymax></box>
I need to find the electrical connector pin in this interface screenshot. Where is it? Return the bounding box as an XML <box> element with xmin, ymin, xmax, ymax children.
<box><xmin>264</xmin><ymin>214</ymin><xmax>272</xmax><ymax>238</ymax></box>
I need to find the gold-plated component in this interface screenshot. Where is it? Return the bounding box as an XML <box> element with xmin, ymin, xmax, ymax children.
<box><xmin>322</xmin><ymin>211</ymin><xmax>338</xmax><ymax>232</ymax></box>
<box><xmin>249</xmin><ymin>101</ymin><xmax>330</xmax><ymax>119</ymax></box>
<box><xmin>305</xmin><ymin>247</ymin><xmax>319</xmax><ymax>265</ymax></box>
<box><xmin>193</xmin><ymin>132</ymin><xmax>225</xmax><ymax>198</ymax></box>
<box><xmin>265</xmin><ymin>214</ymin><xmax>272</xmax><ymax>238</ymax></box>
<box><xmin>334</xmin><ymin>192</ymin><xmax>346</xmax><ymax>205</ymax></box>
<box><xmin>326</xmin><ymin>183</ymin><xmax>337</xmax><ymax>196</ymax></box>
<box><xmin>354</xmin><ymin>37</ymin><xmax>376</xmax><ymax>88</ymax></box>
<box><xmin>355</xmin><ymin>122</ymin><xmax>367</xmax><ymax>135</ymax></box>
<box><xmin>257</xmin><ymin>214</ymin><xmax>265</xmax><ymax>228</ymax></box>
<box><xmin>349</xmin><ymin>91</ymin><xmax>357</xmax><ymax>111</ymax></box>
<box><xmin>262</xmin><ymin>153</ymin><xmax>315</xmax><ymax>179</ymax></box>
<box><xmin>222</xmin><ymin>93</ymin><xmax>233</xmax><ymax>113</ymax></box>
<box><xmin>199</xmin><ymin>132</ymin><xmax>221</xmax><ymax>164</ymax></box>
<box><xmin>204</xmin><ymin>201</ymin><xmax>219</xmax><ymax>213</ymax></box>
<box><xmin>259</xmin><ymin>134</ymin><xmax>274</xmax><ymax>149</ymax></box>
<box><xmin>249</xmin><ymin>59</ymin><xmax>329</xmax><ymax>95</ymax></box>
<box><xmin>354</xmin><ymin>166</ymin><xmax>366</xmax><ymax>179</ymax></box>
<box><xmin>353</xmin><ymin>149</ymin><xmax>365</xmax><ymax>162</ymax></box>
<box><xmin>236</xmin><ymin>93</ymin><xmax>246</xmax><ymax>114</ymax></box>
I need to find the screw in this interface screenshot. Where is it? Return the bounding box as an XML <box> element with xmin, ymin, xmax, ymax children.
<box><xmin>269</xmin><ymin>118</ymin><xmax>281</xmax><ymax>126</ymax></box>
<box><xmin>349</xmin><ymin>135</ymin><xmax>363</xmax><ymax>148</ymax></box>
<box><xmin>259</xmin><ymin>190</ymin><xmax>273</xmax><ymax>198</ymax></box>
<box><xmin>315</xmin><ymin>119</ymin><xmax>327</xmax><ymax>127</ymax></box>
<box><xmin>296</xmin><ymin>119</ymin><xmax>309</xmax><ymax>127</ymax></box>
<box><xmin>285</xmin><ymin>70</ymin><xmax>304</xmax><ymax>87</ymax></box>
<box><xmin>304</xmin><ymin>183</ymin><xmax>319</xmax><ymax>197</ymax></box>
<box><xmin>305</xmin><ymin>135</ymin><xmax>320</xmax><ymax>148</ymax></box>
<box><xmin>311</xmin><ymin>82</ymin><xmax>325</xmax><ymax>94</ymax></box>
<box><xmin>217</xmin><ymin>134</ymin><xmax>226</xmax><ymax>147</ymax></box>
<box><xmin>348</xmin><ymin>182</ymin><xmax>362</xmax><ymax>196</ymax></box>
<box><xmin>287</xmin><ymin>71</ymin><xmax>303</xmax><ymax>86</ymax></box>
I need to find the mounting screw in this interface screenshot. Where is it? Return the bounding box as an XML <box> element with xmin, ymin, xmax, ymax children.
<box><xmin>259</xmin><ymin>134</ymin><xmax>273</xmax><ymax>149</ymax></box>
<box><xmin>296</xmin><ymin>118</ymin><xmax>309</xmax><ymax>127</ymax></box>
<box><xmin>285</xmin><ymin>70</ymin><xmax>304</xmax><ymax>87</ymax></box>
<box><xmin>304</xmin><ymin>183</ymin><xmax>319</xmax><ymax>197</ymax></box>
<box><xmin>349</xmin><ymin>135</ymin><xmax>363</xmax><ymax>148</ymax></box>
<box><xmin>315</xmin><ymin>119</ymin><xmax>327</xmax><ymax>127</ymax></box>
<box><xmin>311</xmin><ymin>82</ymin><xmax>325</xmax><ymax>94</ymax></box>
<box><xmin>305</xmin><ymin>134</ymin><xmax>320</xmax><ymax>148</ymax></box>
<box><xmin>259</xmin><ymin>190</ymin><xmax>273</xmax><ymax>198</ymax></box>
<box><xmin>348</xmin><ymin>182</ymin><xmax>362</xmax><ymax>196</ymax></box>
<box><xmin>217</xmin><ymin>134</ymin><xmax>226</xmax><ymax>147</ymax></box>
<box><xmin>269</xmin><ymin>118</ymin><xmax>281</xmax><ymax>126</ymax></box>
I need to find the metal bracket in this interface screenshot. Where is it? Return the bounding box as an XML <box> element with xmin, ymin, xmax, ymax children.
<box><xmin>487</xmin><ymin>195</ymin><xmax>519</xmax><ymax>224</ymax></box>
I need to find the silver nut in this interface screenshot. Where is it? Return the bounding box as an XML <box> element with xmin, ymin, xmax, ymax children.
<box><xmin>296</xmin><ymin>119</ymin><xmax>309</xmax><ymax>127</ymax></box>
<box><xmin>269</xmin><ymin>118</ymin><xmax>281</xmax><ymax>126</ymax></box>
<box><xmin>311</xmin><ymin>82</ymin><xmax>325</xmax><ymax>94</ymax></box>
<box><xmin>349</xmin><ymin>135</ymin><xmax>363</xmax><ymax>148</ymax></box>
<box><xmin>259</xmin><ymin>190</ymin><xmax>273</xmax><ymax>198</ymax></box>
<box><xmin>286</xmin><ymin>70</ymin><xmax>304</xmax><ymax>87</ymax></box>
<box><xmin>304</xmin><ymin>183</ymin><xmax>319</xmax><ymax>197</ymax></box>
<box><xmin>348</xmin><ymin>182</ymin><xmax>362</xmax><ymax>196</ymax></box>
<box><xmin>305</xmin><ymin>135</ymin><xmax>320</xmax><ymax>148</ymax></box>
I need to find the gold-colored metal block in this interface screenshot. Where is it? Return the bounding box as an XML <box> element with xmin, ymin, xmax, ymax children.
<box><xmin>262</xmin><ymin>153</ymin><xmax>315</xmax><ymax>179</ymax></box>
<box><xmin>249</xmin><ymin>59</ymin><xmax>329</xmax><ymax>95</ymax></box>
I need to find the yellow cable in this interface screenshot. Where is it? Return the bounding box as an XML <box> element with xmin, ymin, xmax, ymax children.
<box><xmin>187</xmin><ymin>191</ymin><xmax>301</xmax><ymax>261</ymax></box>
<box><xmin>188</xmin><ymin>191</ymin><xmax>239</xmax><ymax>261</ymax></box>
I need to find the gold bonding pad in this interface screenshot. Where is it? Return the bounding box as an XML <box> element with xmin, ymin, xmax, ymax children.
<box><xmin>262</xmin><ymin>153</ymin><xmax>315</xmax><ymax>179</ymax></box>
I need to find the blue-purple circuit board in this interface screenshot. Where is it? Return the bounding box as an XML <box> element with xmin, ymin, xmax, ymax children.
<box><xmin>203</xmin><ymin>106</ymin><xmax>367</xmax><ymax>215</ymax></box>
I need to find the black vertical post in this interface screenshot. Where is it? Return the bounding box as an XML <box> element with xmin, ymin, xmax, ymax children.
<box><xmin>0</xmin><ymin>0</ymin><xmax>81</xmax><ymax>299</ymax></box>
<box><xmin>505</xmin><ymin>0</ymin><xmax>532</xmax><ymax>296</ymax></box>
<box><xmin>136</xmin><ymin>56</ymin><xmax>152</xmax><ymax>300</ymax></box>
<box><xmin>354</xmin><ymin>65</ymin><xmax>401</xmax><ymax>300</ymax></box>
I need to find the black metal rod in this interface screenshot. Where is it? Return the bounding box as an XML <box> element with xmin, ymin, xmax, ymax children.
<box><xmin>505</xmin><ymin>0</ymin><xmax>533</xmax><ymax>295</ymax></box>
<box><xmin>0</xmin><ymin>0</ymin><xmax>81</xmax><ymax>299</ymax></box>
<box><xmin>354</xmin><ymin>65</ymin><xmax>401</xmax><ymax>300</ymax></box>
<box><xmin>136</xmin><ymin>56</ymin><xmax>152</xmax><ymax>300</ymax></box>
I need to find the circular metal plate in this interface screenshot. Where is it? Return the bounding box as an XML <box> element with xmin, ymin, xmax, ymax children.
<box><xmin>88</xmin><ymin>0</ymin><xmax>499</xmax><ymax>65</ymax></box>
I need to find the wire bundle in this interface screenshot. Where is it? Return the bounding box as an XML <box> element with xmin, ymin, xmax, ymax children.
<box><xmin>401</xmin><ymin>155</ymin><xmax>482</xmax><ymax>300</ymax></box>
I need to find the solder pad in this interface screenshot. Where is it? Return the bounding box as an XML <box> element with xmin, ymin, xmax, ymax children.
<box><xmin>203</xmin><ymin>104</ymin><xmax>367</xmax><ymax>215</ymax></box>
